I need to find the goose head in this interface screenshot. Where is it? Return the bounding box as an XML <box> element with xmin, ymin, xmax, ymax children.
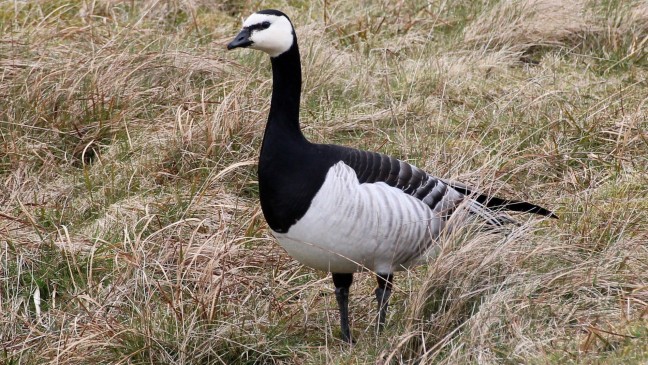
<box><xmin>227</xmin><ymin>10</ymin><xmax>295</xmax><ymax>58</ymax></box>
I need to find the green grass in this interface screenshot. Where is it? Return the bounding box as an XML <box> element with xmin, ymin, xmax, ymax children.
<box><xmin>2</xmin><ymin>0</ymin><xmax>648</xmax><ymax>363</ymax></box>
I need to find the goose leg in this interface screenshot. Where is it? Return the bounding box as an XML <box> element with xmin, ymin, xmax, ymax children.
<box><xmin>332</xmin><ymin>273</ymin><xmax>354</xmax><ymax>343</ymax></box>
<box><xmin>375</xmin><ymin>273</ymin><xmax>393</xmax><ymax>330</ymax></box>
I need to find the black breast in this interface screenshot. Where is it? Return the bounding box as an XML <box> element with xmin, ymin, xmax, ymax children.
<box><xmin>258</xmin><ymin>140</ymin><xmax>344</xmax><ymax>233</ymax></box>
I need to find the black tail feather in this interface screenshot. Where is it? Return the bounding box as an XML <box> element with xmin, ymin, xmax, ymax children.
<box><xmin>449</xmin><ymin>184</ymin><xmax>558</xmax><ymax>219</ymax></box>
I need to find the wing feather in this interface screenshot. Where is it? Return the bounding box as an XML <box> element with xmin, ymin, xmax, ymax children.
<box><xmin>339</xmin><ymin>148</ymin><xmax>556</xmax><ymax>226</ymax></box>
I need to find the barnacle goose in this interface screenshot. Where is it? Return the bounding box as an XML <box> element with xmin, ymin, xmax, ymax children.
<box><xmin>227</xmin><ymin>9</ymin><xmax>557</xmax><ymax>343</ymax></box>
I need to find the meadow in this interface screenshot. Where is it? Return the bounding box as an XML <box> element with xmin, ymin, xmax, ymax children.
<box><xmin>1</xmin><ymin>0</ymin><xmax>647</xmax><ymax>363</ymax></box>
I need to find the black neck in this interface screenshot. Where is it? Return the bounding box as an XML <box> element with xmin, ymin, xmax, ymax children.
<box><xmin>265</xmin><ymin>38</ymin><xmax>304</xmax><ymax>140</ymax></box>
<box><xmin>259</xmin><ymin>37</ymin><xmax>324</xmax><ymax>233</ymax></box>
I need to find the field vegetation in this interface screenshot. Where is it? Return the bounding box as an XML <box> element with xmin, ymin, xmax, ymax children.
<box><xmin>1</xmin><ymin>0</ymin><xmax>647</xmax><ymax>363</ymax></box>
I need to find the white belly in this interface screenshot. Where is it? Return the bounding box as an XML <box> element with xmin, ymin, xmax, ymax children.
<box><xmin>272</xmin><ymin>162</ymin><xmax>443</xmax><ymax>273</ymax></box>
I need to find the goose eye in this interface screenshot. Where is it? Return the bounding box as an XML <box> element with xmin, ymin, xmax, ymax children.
<box><xmin>261</xmin><ymin>21</ymin><xmax>271</xmax><ymax>29</ymax></box>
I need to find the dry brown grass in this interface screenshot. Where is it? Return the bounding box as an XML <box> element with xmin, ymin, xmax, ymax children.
<box><xmin>2</xmin><ymin>0</ymin><xmax>648</xmax><ymax>364</ymax></box>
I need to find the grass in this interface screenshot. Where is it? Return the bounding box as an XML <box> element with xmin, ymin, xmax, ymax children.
<box><xmin>1</xmin><ymin>0</ymin><xmax>647</xmax><ymax>363</ymax></box>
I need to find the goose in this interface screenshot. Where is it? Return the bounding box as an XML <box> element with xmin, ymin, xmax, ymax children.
<box><xmin>227</xmin><ymin>9</ymin><xmax>557</xmax><ymax>343</ymax></box>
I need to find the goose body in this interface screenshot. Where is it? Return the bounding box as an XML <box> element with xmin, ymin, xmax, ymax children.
<box><xmin>275</xmin><ymin>160</ymin><xmax>440</xmax><ymax>273</ymax></box>
<box><xmin>227</xmin><ymin>9</ymin><xmax>557</xmax><ymax>342</ymax></box>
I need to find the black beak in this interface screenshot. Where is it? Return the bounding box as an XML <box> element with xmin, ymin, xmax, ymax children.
<box><xmin>227</xmin><ymin>28</ymin><xmax>253</xmax><ymax>50</ymax></box>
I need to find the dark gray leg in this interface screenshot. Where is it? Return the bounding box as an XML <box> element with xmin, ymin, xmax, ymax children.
<box><xmin>375</xmin><ymin>273</ymin><xmax>393</xmax><ymax>330</ymax></box>
<box><xmin>332</xmin><ymin>273</ymin><xmax>354</xmax><ymax>343</ymax></box>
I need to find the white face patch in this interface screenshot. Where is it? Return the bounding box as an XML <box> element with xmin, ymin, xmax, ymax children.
<box><xmin>242</xmin><ymin>13</ymin><xmax>294</xmax><ymax>57</ymax></box>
